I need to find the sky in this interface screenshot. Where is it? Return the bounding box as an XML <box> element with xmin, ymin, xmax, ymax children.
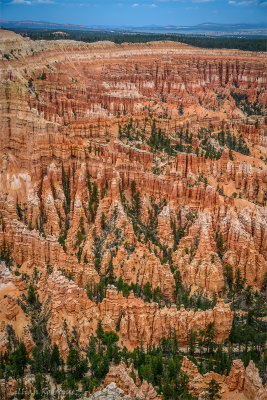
<box><xmin>1</xmin><ymin>0</ymin><xmax>267</xmax><ymax>27</ymax></box>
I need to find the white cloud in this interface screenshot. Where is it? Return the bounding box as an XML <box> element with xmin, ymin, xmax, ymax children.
<box><xmin>35</xmin><ymin>0</ymin><xmax>55</xmax><ymax>3</ymax></box>
<box><xmin>11</xmin><ymin>0</ymin><xmax>32</xmax><ymax>4</ymax></box>
<box><xmin>10</xmin><ymin>0</ymin><xmax>56</xmax><ymax>4</ymax></box>
<box><xmin>131</xmin><ymin>2</ymin><xmax>157</xmax><ymax>6</ymax></box>
<box><xmin>192</xmin><ymin>0</ymin><xmax>214</xmax><ymax>2</ymax></box>
<box><xmin>228</xmin><ymin>0</ymin><xmax>257</xmax><ymax>5</ymax></box>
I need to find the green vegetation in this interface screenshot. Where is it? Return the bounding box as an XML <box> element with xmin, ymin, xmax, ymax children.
<box><xmin>9</xmin><ymin>28</ymin><xmax>267</xmax><ymax>52</ymax></box>
<box><xmin>0</xmin><ymin>256</ymin><xmax>266</xmax><ymax>399</ymax></box>
<box><xmin>174</xmin><ymin>270</ymin><xmax>217</xmax><ymax>311</ymax></box>
<box><xmin>118</xmin><ymin>118</ymin><xmax>191</xmax><ymax>157</ymax></box>
<box><xmin>170</xmin><ymin>211</ymin><xmax>185</xmax><ymax>252</ymax></box>
<box><xmin>221</xmin><ymin>267</ymin><xmax>267</xmax><ymax>381</ymax></box>
<box><xmin>87</xmin><ymin>171</ymin><xmax>99</xmax><ymax>223</ymax></box>
<box><xmin>231</xmin><ymin>92</ymin><xmax>263</xmax><ymax>116</ymax></box>
<box><xmin>207</xmin><ymin>379</ymin><xmax>222</xmax><ymax>400</ymax></box>
<box><xmin>35</xmin><ymin>178</ymin><xmax>47</xmax><ymax>237</ymax></box>
<box><xmin>216</xmin><ymin>232</ymin><xmax>224</xmax><ymax>260</ymax></box>
<box><xmin>92</xmin><ymin>206</ymin><xmax>120</xmax><ymax>274</ymax></box>
<box><xmin>38</xmin><ymin>72</ymin><xmax>47</xmax><ymax>80</ymax></box>
<box><xmin>76</xmin><ymin>217</ymin><xmax>86</xmax><ymax>262</ymax></box>
<box><xmin>118</xmin><ymin>118</ymin><xmax>145</xmax><ymax>142</ymax></box>
<box><xmin>16</xmin><ymin>198</ymin><xmax>23</xmax><ymax>221</ymax></box>
<box><xmin>58</xmin><ymin>164</ymin><xmax>71</xmax><ymax>251</ymax></box>
<box><xmin>148</xmin><ymin>120</ymin><xmax>177</xmax><ymax>156</ymax></box>
<box><xmin>216</xmin><ymin>129</ymin><xmax>250</xmax><ymax>156</ymax></box>
<box><xmin>62</xmin><ymin>164</ymin><xmax>71</xmax><ymax>216</ymax></box>
<box><xmin>0</xmin><ymin>322</ymin><xmax>196</xmax><ymax>400</ymax></box>
<box><xmin>27</xmin><ymin>77</ymin><xmax>40</xmax><ymax>101</ymax></box>
<box><xmin>28</xmin><ymin>77</ymin><xmax>33</xmax><ymax>88</ymax></box>
<box><xmin>120</xmin><ymin>182</ymin><xmax>167</xmax><ymax>247</ymax></box>
<box><xmin>0</xmin><ymin>242</ymin><xmax>12</xmax><ymax>266</ymax></box>
<box><xmin>4</xmin><ymin>305</ymin><xmax>265</xmax><ymax>400</ymax></box>
<box><xmin>1</xmin><ymin>23</ymin><xmax>266</xmax><ymax>400</ymax></box>
<box><xmin>198</xmin><ymin>126</ymin><xmax>251</xmax><ymax>159</ymax></box>
<box><xmin>120</xmin><ymin>182</ymin><xmax>177</xmax><ymax>267</ymax></box>
<box><xmin>87</xmin><ymin>276</ymin><xmax>165</xmax><ymax>305</ymax></box>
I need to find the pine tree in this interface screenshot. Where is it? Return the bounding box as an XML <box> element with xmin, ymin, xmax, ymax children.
<box><xmin>34</xmin><ymin>373</ymin><xmax>50</xmax><ymax>400</ymax></box>
<box><xmin>143</xmin><ymin>282</ymin><xmax>152</xmax><ymax>302</ymax></box>
<box><xmin>16</xmin><ymin>199</ymin><xmax>23</xmax><ymax>221</ymax></box>
<box><xmin>189</xmin><ymin>330</ymin><xmax>197</xmax><ymax>356</ymax></box>
<box><xmin>15</xmin><ymin>378</ymin><xmax>25</xmax><ymax>400</ymax></box>
<box><xmin>107</xmin><ymin>259</ymin><xmax>115</xmax><ymax>284</ymax></box>
<box><xmin>96</xmin><ymin>320</ymin><xmax>104</xmax><ymax>342</ymax></box>
<box><xmin>216</xmin><ymin>232</ymin><xmax>224</xmax><ymax>260</ymax></box>
<box><xmin>87</xmin><ymin>335</ymin><xmax>97</xmax><ymax>361</ymax></box>
<box><xmin>67</xmin><ymin>346</ymin><xmax>79</xmax><ymax>373</ymax></box>
<box><xmin>61</xmin><ymin>164</ymin><xmax>71</xmax><ymax>215</ymax></box>
<box><xmin>101</xmin><ymin>212</ymin><xmax>106</xmax><ymax>229</ymax></box>
<box><xmin>234</xmin><ymin>268</ymin><xmax>245</xmax><ymax>294</ymax></box>
<box><xmin>50</xmin><ymin>344</ymin><xmax>60</xmax><ymax>372</ymax></box>
<box><xmin>28</xmin><ymin>284</ymin><xmax>37</xmax><ymax>305</ymax></box>
<box><xmin>131</xmin><ymin>180</ymin><xmax>137</xmax><ymax>197</ymax></box>
<box><xmin>118</xmin><ymin>123</ymin><xmax>122</xmax><ymax>139</ymax></box>
<box><xmin>11</xmin><ymin>342</ymin><xmax>28</xmax><ymax>378</ymax></box>
<box><xmin>207</xmin><ymin>379</ymin><xmax>222</xmax><ymax>400</ymax></box>
<box><xmin>224</xmin><ymin>265</ymin><xmax>233</xmax><ymax>290</ymax></box>
<box><xmin>133</xmin><ymin>191</ymin><xmax>141</xmax><ymax>219</ymax></box>
<box><xmin>89</xmin><ymin>182</ymin><xmax>99</xmax><ymax>222</ymax></box>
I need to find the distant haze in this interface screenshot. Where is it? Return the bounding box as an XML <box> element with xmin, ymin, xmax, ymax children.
<box><xmin>1</xmin><ymin>21</ymin><xmax>267</xmax><ymax>37</ymax></box>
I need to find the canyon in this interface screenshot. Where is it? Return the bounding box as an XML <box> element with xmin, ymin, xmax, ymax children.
<box><xmin>0</xmin><ymin>29</ymin><xmax>266</xmax><ymax>399</ymax></box>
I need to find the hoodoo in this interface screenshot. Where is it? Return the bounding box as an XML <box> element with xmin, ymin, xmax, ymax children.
<box><xmin>0</xmin><ymin>28</ymin><xmax>266</xmax><ymax>400</ymax></box>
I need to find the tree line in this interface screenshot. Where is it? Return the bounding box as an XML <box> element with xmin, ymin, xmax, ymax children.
<box><xmin>6</xmin><ymin>27</ymin><xmax>267</xmax><ymax>52</ymax></box>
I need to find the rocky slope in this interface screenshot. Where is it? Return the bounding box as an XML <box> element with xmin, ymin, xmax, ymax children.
<box><xmin>181</xmin><ymin>357</ymin><xmax>267</xmax><ymax>400</ymax></box>
<box><xmin>37</xmin><ymin>272</ymin><xmax>233</xmax><ymax>353</ymax></box>
<box><xmin>0</xmin><ymin>29</ymin><xmax>266</xmax><ymax>399</ymax></box>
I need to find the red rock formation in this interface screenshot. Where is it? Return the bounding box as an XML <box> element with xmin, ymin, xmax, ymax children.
<box><xmin>181</xmin><ymin>357</ymin><xmax>267</xmax><ymax>400</ymax></box>
<box><xmin>226</xmin><ymin>359</ymin><xmax>246</xmax><ymax>392</ymax></box>
<box><xmin>0</xmin><ymin>31</ymin><xmax>266</xmax><ymax>377</ymax></box>
<box><xmin>104</xmin><ymin>364</ymin><xmax>162</xmax><ymax>399</ymax></box>
<box><xmin>37</xmin><ymin>273</ymin><xmax>233</xmax><ymax>354</ymax></box>
<box><xmin>244</xmin><ymin>361</ymin><xmax>267</xmax><ymax>400</ymax></box>
<box><xmin>0</xmin><ymin>262</ymin><xmax>33</xmax><ymax>353</ymax></box>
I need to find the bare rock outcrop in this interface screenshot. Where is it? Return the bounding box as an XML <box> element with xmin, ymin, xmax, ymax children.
<box><xmin>104</xmin><ymin>364</ymin><xmax>161</xmax><ymax>400</ymax></box>
<box><xmin>0</xmin><ymin>31</ymin><xmax>266</xmax><ymax>390</ymax></box>
<box><xmin>181</xmin><ymin>357</ymin><xmax>267</xmax><ymax>400</ymax></box>
<box><xmin>244</xmin><ymin>361</ymin><xmax>267</xmax><ymax>400</ymax></box>
<box><xmin>38</xmin><ymin>273</ymin><xmax>233</xmax><ymax>355</ymax></box>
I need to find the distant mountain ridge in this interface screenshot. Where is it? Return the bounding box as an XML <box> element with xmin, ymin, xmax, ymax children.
<box><xmin>1</xmin><ymin>20</ymin><xmax>267</xmax><ymax>35</ymax></box>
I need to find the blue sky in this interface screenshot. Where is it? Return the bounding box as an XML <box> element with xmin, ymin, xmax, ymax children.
<box><xmin>1</xmin><ymin>0</ymin><xmax>267</xmax><ymax>27</ymax></box>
